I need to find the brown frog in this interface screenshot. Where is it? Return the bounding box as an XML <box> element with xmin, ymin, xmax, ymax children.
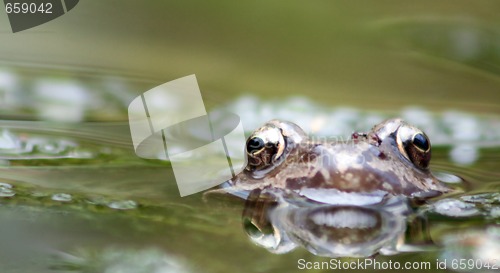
<box><xmin>228</xmin><ymin>118</ymin><xmax>450</xmax><ymax>203</ymax></box>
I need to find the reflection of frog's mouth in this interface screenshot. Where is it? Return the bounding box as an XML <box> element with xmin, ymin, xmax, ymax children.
<box><xmin>241</xmin><ymin>189</ymin><xmax>411</xmax><ymax>257</ymax></box>
<box><xmin>309</xmin><ymin>207</ymin><xmax>379</xmax><ymax>229</ymax></box>
<box><xmin>301</xmin><ymin>206</ymin><xmax>385</xmax><ymax>245</ymax></box>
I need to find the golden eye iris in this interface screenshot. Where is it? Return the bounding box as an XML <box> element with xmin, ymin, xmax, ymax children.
<box><xmin>397</xmin><ymin>126</ymin><xmax>431</xmax><ymax>170</ymax></box>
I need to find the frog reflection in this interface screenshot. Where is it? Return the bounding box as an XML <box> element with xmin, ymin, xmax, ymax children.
<box><xmin>242</xmin><ymin>189</ymin><xmax>432</xmax><ymax>257</ymax></box>
<box><xmin>228</xmin><ymin>118</ymin><xmax>450</xmax><ymax>202</ymax></box>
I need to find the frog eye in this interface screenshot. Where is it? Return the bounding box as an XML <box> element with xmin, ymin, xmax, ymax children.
<box><xmin>396</xmin><ymin>126</ymin><xmax>431</xmax><ymax>170</ymax></box>
<box><xmin>246</xmin><ymin>137</ymin><xmax>265</xmax><ymax>154</ymax></box>
<box><xmin>245</xmin><ymin>125</ymin><xmax>285</xmax><ymax>171</ymax></box>
<box><xmin>412</xmin><ymin>133</ymin><xmax>430</xmax><ymax>152</ymax></box>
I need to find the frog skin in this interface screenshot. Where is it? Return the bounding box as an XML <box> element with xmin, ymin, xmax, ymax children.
<box><xmin>228</xmin><ymin>118</ymin><xmax>450</xmax><ymax>201</ymax></box>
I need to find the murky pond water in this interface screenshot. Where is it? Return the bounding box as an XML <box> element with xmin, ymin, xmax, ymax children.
<box><xmin>1</xmin><ymin>1</ymin><xmax>500</xmax><ymax>273</ymax></box>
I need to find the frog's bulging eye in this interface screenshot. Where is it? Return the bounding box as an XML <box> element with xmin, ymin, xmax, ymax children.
<box><xmin>396</xmin><ymin>126</ymin><xmax>431</xmax><ymax>170</ymax></box>
<box><xmin>412</xmin><ymin>133</ymin><xmax>429</xmax><ymax>152</ymax></box>
<box><xmin>245</xmin><ymin>125</ymin><xmax>286</xmax><ymax>171</ymax></box>
<box><xmin>247</xmin><ymin>137</ymin><xmax>265</xmax><ymax>154</ymax></box>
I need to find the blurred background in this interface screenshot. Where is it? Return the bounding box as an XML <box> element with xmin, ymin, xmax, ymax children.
<box><xmin>0</xmin><ymin>1</ymin><xmax>499</xmax><ymax>273</ymax></box>
<box><xmin>2</xmin><ymin>0</ymin><xmax>500</xmax><ymax>116</ymax></box>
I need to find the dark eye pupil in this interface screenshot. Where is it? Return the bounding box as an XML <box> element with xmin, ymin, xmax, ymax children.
<box><xmin>247</xmin><ymin>137</ymin><xmax>265</xmax><ymax>154</ymax></box>
<box><xmin>413</xmin><ymin>133</ymin><xmax>429</xmax><ymax>151</ymax></box>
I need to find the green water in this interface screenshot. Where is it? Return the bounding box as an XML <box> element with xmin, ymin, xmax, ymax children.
<box><xmin>0</xmin><ymin>1</ymin><xmax>499</xmax><ymax>272</ymax></box>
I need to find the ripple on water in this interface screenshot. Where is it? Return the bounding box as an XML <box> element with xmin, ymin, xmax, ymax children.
<box><xmin>0</xmin><ymin>130</ymin><xmax>23</xmax><ymax>153</ymax></box>
<box><xmin>107</xmin><ymin>200</ymin><xmax>137</xmax><ymax>210</ymax></box>
<box><xmin>490</xmin><ymin>207</ymin><xmax>500</xmax><ymax>218</ymax></box>
<box><xmin>31</xmin><ymin>191</ymin><xmax>49</xmax><ymax>198</ymax></box>
<box><xmin>53</xmin><ymin>247</ymin><xmax>192</xmax><ymax>273</ymax></box>
<box><xmin>0</xmin><ymin>182</ymin><xmax>15</xmax><ymax>197</ymax></box>
<box><xmin>51</xmin><ymin>193</ymin><xmax>73</xmax><ymax>202</ymax></box>
<box><xmin>461</xmin><ymin>193</ymin><xmax>500</xmax><ymax>204</ymax></box>
<box><xmin>0</xmin><ymin>128</ymin><xmax>102</xmax><ymax>162</ymax></box>
<box><xmin>35</xmin><ymin>140</ymin><xmax>75</xmax><ymax>155</ymax></box>
<box><xmin>432</xmin><ymin>199</ymin><xmax>481</xmax><ymax>217</ymax></box>
<box><xmin>433</xmin><ymin>172</ymin><xmax>464</xmax><ymax>184</ymax></box>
